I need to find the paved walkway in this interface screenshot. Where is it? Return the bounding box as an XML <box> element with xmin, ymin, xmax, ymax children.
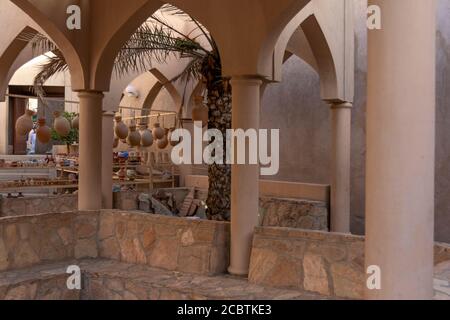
<box><xmin>1</xmin><ymin>259</ymin><xmax>449</xmax><ymax>300</ymax></box>
<box><xmin>0</xmin><ymin>259</ymin><xmax>331</xmax><ymax>300</ymax></box>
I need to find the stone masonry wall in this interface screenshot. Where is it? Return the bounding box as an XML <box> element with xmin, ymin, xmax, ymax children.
<box><xmin>249</xmin><ymin>227</ymin><xmax>450</xmax><ymax>299</ymax></box>
<box><xmin>98</xmin><ymin>211</ymin><xmax>230</xmax><ymax>275</ymax></box>
<box><xmin>0</xmin><ymin>191</ymin><xmax>329</xmax><ymax>232</ymax></box>
<box><xmin>249</xmin><ymin>227</ymin><xmax>365</xmax><ymax>299</ymax></box>
<box><xmin>260</xmin><ymin>197</ymin><xmax>328</xmax><ymax>231</ymax></box>
<box><xmin>0</xmin><ymin>195</ymin><xmax>78</xmax><ymax>217</ymax></box>
<box><xmin>0</xmin><ymin>211</ymin><xmax>99</xmax><ymax>272</ymax></box>
<box><xmin>1</xmin><ymin>210</ymin><xmax>230</xmax><ymax>276</ymax></box>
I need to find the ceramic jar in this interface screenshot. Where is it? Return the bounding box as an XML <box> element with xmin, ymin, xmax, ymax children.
<box><xmin>36</xmin><ymin>118</ymin><xmax>52</xmax><ymax>143</ymax></box>
<box><xmin>157</xmin><ymin>128</ymin><xmax>169</xmax><ymax>149</ymax></box>
<box><xmin>53</xmin><ymin>111</ymin><xmax>71</xmax><ymax>137</ymax></box>
<box><xmin>168</xmin><ymin>127</ymin><xmax>181</xmax><ymax>146</ymax></box>
<box><xmin>140</xmin><ymin>125</ymin><xmax>154</xmax><ymax>147</ymax></box>
<box><xmin>72</xmin><ymin>115</ymin><xmax>79</xmax><ymax>130</ymax></box>
<box><xmin>114</xmin><ymin>115</ymin><xmax>129</xmax><ymax>139</ymax></box>
<box><xmin>152</xmin><ymin>122</ymin><xmax>165</xmax><ymax>140</ymax></box>
<box><xmin>15</xmin><ymin>110</ymin><xmax>35</xmax><ymax>136</ymax></box>
<box><xmin>113</xmin><ymin>136</ymin><xmax>120</xmax><ymax>149</ymax></box>
<box><xmin>127</xmin><ymin>123</ymin><xmax>141</xmax><ymax>147</ymax></box>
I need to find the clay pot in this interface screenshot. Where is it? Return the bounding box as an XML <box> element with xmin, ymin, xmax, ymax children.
<box><xmin>157</xmin><ymin>128</ymin><xmax>170</xmax><ymax>149</ymax></box>
<box><xmin>168</xmin><ymin>127</ymin><xmax>181</xmax><ymax>147</ymax></box>
<box><xmin>140</xmin><ymin>125</ymin><xmax>154</xmax><ymax>147</ymax></box>
<box><xmin>53</xmin><ymin>111</ymin><xmax>71</xmax><ymax>137</ymax></box>
<box><xmin>72</xmin><ymin>115</ymin><xmax>79</xmax><ymax>130</ymax></box>
<box><xmin>192</xmin><ymin>95</ymin><xmax>208</xmax><ymax>128</ymax></box>
<box><xmin>36</xmin><ymin>118</ymin><xmax>52</xmax><ymax>144</ymax></box>
<box><xmin>152</xmin><ymin>122</ymin><xmax>165</xmax><ymax>140</ymax></box>
<box><xmin>113</xmin><ymin>136</ymin><xmax>120</xmax><ymax>149</ymax></box>
<box><xmin>15</xmin><ymin>110</ymin><xmax>35</xmax><ymax>136</ymax></box>
<box><xmin>127</xmin><ymin>123</ymin><xmax>141</xmax><ymax>147</ymax></box>
<box><xmin>114</xmin><ymin>115</ymin><xmax>129</xmax><ymax>139</ymax></box>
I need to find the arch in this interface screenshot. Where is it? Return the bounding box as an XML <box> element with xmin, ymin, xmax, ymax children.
<box><xmin>257</xmin><ymin>0</ymin><xmax>312</xmax><ymax>78</ymax></box>
<box><xmin>300</xmin><ymin>14</ymin><xmax>338</xmax><ymax>100</ymax></box>
<box><xmin>10</xmin><ymin>0</ymin><xmax>88</xmax><ymax>90</ymax></box>
<box><xmin>269</xmin><ymin>0</ymin><xmax>354</xmax><ymax>102</ymax></box>
<box><xmin>118</xmin><ymin>67</ymin><xmax>183</xmax><ymax>114</ymax></box>
<box><xmin>272</xmin><ymin>5</ymin><xmax>338</xmax><ymax>99</ymax></box>
<box><xmin>0</xmin><ymin>26</ymin><xmax>38</xmax><ymax>101</ymax></box>
<box><xmin>91</xmin><ymin>0</ymin><xmax>164</xmax><ymax>91</ymax></box>
<box><xmin>149</xmin><ymin>68</ymin><xmax>182</xmax><ymax>112</ymax></box>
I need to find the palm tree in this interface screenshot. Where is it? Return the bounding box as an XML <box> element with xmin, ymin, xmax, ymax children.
<box><xmin>22</xmin><ymin>5</ymin><xmax>231</xmax><ymax>221</ymax></box>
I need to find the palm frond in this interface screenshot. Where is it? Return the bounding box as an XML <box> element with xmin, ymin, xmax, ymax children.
<box><xmin>32</xmin><ymin>49</ymin><xmax>68</xmax><ymax>104</ymax></box>
<box><xmin>25</xmin><ymin>5</ymin><xmax>223</xmax><ymax>98</ymax></box>
<box><xmin>18</xmin><ymin>32</ymin><xmax>57</xmax><ymax>56</ymax></box>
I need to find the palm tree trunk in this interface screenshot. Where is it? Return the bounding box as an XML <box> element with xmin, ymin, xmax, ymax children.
<box><xmin>205</xmin><ymin>84</ymin><xmax>232</xmax><ymax>221</ymax></box>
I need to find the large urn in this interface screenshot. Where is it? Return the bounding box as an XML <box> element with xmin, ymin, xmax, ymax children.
<box><xmin>53</xmin><ymin>111</ymin><xmax>71</xmax><ymax>137</ymax></box>
<box><xmin>15</xmin><ymin>110</ymin><xmax>35</xmax><ymax>136</ymax></box>
<box><xmin>36</xmin><ymin>118</ymin><xmax>51</xmax><ymax>144</ymax></box>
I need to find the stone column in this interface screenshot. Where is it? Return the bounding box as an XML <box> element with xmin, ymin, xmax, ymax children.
<box><xmin>365</xmin><ymin>0</ymin><xmax>436</xmax><ymax>299</ymax></box>
<box><xmin>330</xmin><ymin>102</ymin><xmax>352</xmax><ymax>233</ymax></box>
<box><xmin>102</xmin><ymin>111</ymin><xmax>115</xmax><ymax>209</ymax></box>
<box><xmin>78</xmin><ymin>91</ymin><xmax>104</xmax><ymax>211</ymax></box>
<box><xmin>228</xmin><ymin>76</ymin><xmax>262</xmax><ymax>276</ymax></box>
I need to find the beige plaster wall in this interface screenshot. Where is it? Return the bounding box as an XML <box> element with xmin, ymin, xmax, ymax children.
<box><xmin>261</xmin><ymin>0</ymin><xmax>450</xmax><ymax>243</ymax></box>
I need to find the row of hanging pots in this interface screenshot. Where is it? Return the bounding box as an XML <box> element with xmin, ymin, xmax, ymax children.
<box><xmin>114</xmin><ymin>115</ymin><xmax>180</xmax><ymax>150</ymax></box>
<box><xmin>16</xmin><ymin>110</ymin><xmax>79</xmax><ymax>144</ymax></box>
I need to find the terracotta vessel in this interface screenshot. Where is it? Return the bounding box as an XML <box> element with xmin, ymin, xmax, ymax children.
<box><xmin>157</xmin><ymin>128</ymin><xmax>170</xmax><ymax>149</ymax></box>
<box><xmin>36</xmin><ymin>118</ymin><xmax>51</xmax><ymax>144</ymax></box>
<box><xmin>140</xmin><ymin>125</ymin><xmax>154</xmax><ymax>147</ymax></box>
<box><xmin>127</xmin><ymin>123</ymin><xmax>141</xmax><ymax>147</ymax></box>
<box><xmin>114</xmin><ymin>115</ymin><xmax>129</xmax><ymax>139</ymax></box>
<box><xmin>15</xmin><ymin>110</ymin><xmax>35</xmax><ymax>136</ymax></box>
<box><xmin>192</xmin><ymin>95</ymin><xmax>208</xmax><ymax>128</ymax></box>
<box><xmin>72</xmin><ymin>115</ymin><xmax>79</xmax><ymax>130</ymax></box>
<box><xmin>152</xmin><ymin>122</ymin><xmax>165</xmax><ymax>140</ymax></box>
<box><xmin>53</xmin><ymin>111</ymin><xmax>71</xmax><ymax>137</ymax></box>
<box><xmin>113</xmin><ymin>136</ymin><xmax>120</xmax><ymax>149</ymax></box>
<box><xmin>168</xmin><ymin>127</ymin><xmax>181</xmax><ymax>146</ymax></box>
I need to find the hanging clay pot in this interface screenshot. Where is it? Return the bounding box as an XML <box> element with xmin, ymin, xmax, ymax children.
<box><xmin>168</xmin><ymin>127</ymin><xmax>181</xmax><ymax>147</ymax></box>
<box><xmin>113</xmin><ymin>136</ymin><xmax>120</xmax><ymax>149</ymax></box>
<box><xmin>36</xmin><ymin>118</ymin><xmax>52</xmax><ymax>144</ymax></box>
<box><xmin>140</xmin><ymin>124</ymin><xmax>154</xmax><ymax>147</ymax></box>
<box><xmin>157</xmin><ymin>128</ymin><xmax>170</xmax><ymax>149</ymax></box>
<box><xmin>152</xmin><ymin>122</ymin><xmax>165</xmax><ymax>140</ymax></box>
<box><xmin>192</xmin><ymin>95</ymin><xmax>208</xmax><ymax>128</ymax></box>
<box><xmin>127</xmin><ymin>123</ymin><xmax>141</xmax><ymax>147</ymax></box>
<box><xmin>15</xmin><ymin>110</ymin><xmax>35</xmax><ymax>136</ymax></box>
<box><xmin>114</xmin><ymin>115</ymin><xmax>129</xmax><ymax>139</ymax></box>
<box><xmin>53</xmin><ymin>111</ymin><xmax>71</xmax><ymax>137</ymax></box>
<box><xmin>72</xmin><ymin>115</ymin><xmax>79</xmax><ymax>130</ymax></box>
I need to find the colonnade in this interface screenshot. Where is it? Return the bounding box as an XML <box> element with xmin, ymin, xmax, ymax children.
<box><xmin>54</xmin><ymin>0</ymin><xmax>436</xmax><ymax>299</ymax></box>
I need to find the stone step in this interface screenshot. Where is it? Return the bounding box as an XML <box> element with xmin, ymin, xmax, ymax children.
<box><xmin>0</xmin><ymin>259</ymin><xmax>330</xmax><ymax>300</ymax></box>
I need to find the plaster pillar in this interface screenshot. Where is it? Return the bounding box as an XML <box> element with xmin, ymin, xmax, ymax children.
<box><xmin>78</xmin><ymin>91</ymin><xmax>104</xmax><ymax>211</ymax></box>
<box><xmin>330</xmin><ymin>102</ymin><xmax>352</xmax><ymax>233</ymax></box>
<box><xmin>228</xmin><ymin>76</ymin><xmax>262</xmax><ymax>276</ymax></box>
<box><xmin>102</xmin><ymin>111</ymin><xmax>115</xmax><ymax>209</ymax></box>
<box><xmin>365</xmin><ymin>0</ymin><xmax>436</xmax><ymax>300</ymax></box>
